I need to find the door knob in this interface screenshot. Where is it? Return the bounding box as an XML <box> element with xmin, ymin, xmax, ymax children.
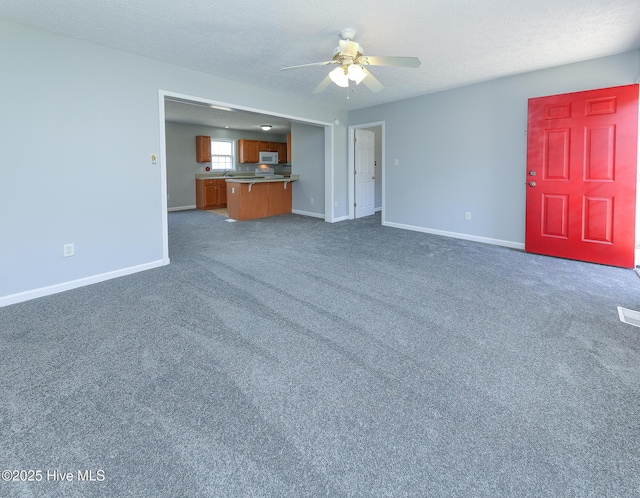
<box><xmin>528</xmin><ymin>181</ymin><xmax>536</xmax><ymax>187</ymax></box>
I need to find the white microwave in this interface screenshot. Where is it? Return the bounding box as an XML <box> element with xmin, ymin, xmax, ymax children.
<box><xmin>259</xmin><ymin>151</ymin><xmax>278</xmax><ymax>164</ymax></box>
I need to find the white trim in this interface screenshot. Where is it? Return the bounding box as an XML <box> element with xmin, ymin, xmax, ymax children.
<box><xmin>383</xmin><ymin>220</ymin><xmax>525</xmax><ymax>250</ymax></box>
<box><xmin>158</xmin><ymin>93</ymin><xmax>170</xmax><ymax>265</ymax></box>
<box><xmin>324</xmin><ymin>124</ymin><xmax>335</xmax><ymax>222</ymax></box>
<box><xmin>331</xmin><ymin>215</ymin><xmax>349</xmax><ymax>223</ymax></box>
<box><xmin>292</xmin><ymin>209</ymin><xmax>325</xmax><ymax>219</ymax></box>
<box><xmin>348</xmin><ymin>121</ymin><xmax>385</xmax><ymax>221</ymax></box>
<box><xmin>168</xmin><ymin>205</ymin><xmax>196</xmax><ymax>212</ymax></box>
<box><xmin>0</xmin><ymin>259</ymin><xmax>169</xmax><ymax>308</ymax></box>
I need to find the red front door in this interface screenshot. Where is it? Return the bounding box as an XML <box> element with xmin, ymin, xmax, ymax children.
<box><xmin>525</xmin><ymin>84</ymin><xmax>639</xmax><ymax>268</ymax></box>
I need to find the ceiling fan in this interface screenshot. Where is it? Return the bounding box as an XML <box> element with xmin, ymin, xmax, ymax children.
<box><xmin>281</xmin><ymin>28</ymin><xmax>421</xmax><ymax>94</ymax></box>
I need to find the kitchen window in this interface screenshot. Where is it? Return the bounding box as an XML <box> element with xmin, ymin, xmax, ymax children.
<box><xmin>210</xmin><ymin>139</ymin><xmax>235</xmax><ymax>170</ymax></box>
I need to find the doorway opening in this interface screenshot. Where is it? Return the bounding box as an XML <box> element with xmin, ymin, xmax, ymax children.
<box><xmin>348</xmin><ymin>122</ymin><xmax>384</xmax><ymax>221</ymax></box>
<box><xmin>158</xmin><ymin>90</ymin><xmax>336</xmax><ymax>263</ymax></box>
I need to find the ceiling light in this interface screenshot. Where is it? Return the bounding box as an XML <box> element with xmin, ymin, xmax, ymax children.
<box><xmin>260</xmin><ymin>124</ymin><xmax>272</xmax><ymax>131</ymax></box>
<box><xmin>347</xmin><ymin>64</ymin><xmax>367</xmax><ymax>85</ymax></box>
<box><xmin>329</xmin><ymin>66</ymin><xmax>349</xmax><ymax>88</ymax></box>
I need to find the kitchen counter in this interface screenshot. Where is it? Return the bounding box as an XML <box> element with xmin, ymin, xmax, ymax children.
<box><xmin>195</xmin><ymin>173</ymin><xmax>298</xmax><ymax>181</ymax></box>
<box><xmin>225</xmin><ymin>176</ymin><xmax>297</xmax><ymax>221</ymax></box>
<box><xmin>225</xmin><ymin>175</ymin><xmax>298</xmax><ymax>184</ymax></box>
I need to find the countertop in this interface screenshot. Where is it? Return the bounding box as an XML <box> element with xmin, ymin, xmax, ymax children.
<box><xmin>196</xmin><ymin>174</ymin><xmax>299</xmax><ymax>183</ymax></box>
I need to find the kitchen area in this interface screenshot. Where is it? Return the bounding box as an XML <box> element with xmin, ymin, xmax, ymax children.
<box><xmin>164</xmin><ymin>97</ymin><xmax>327</xmax><ymax>221</ymax></box>
<box><xmin>194</xmin><ymin>136</ymin><xmax>299</xmax><ymax>220</ymax></box>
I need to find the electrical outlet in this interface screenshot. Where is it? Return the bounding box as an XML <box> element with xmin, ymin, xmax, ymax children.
<box><xmin>63</xmin><ymin>243</ymin><xmax>75</xmax><ymax>257</ymax></box>
<box><xmin>334</xmin><ymin>200</ymin><xmax>338</xmax><ymax>208</ymax></box>
<box><xmin>465</xmin><ymin>212</ymin><xmax>472</xmax><ymax>220</ymax></box>
<box><xmin>310</xmin><ymin>197</ymin><xmax>314</xmax><ymax>204</ymax></box>
<box><xmin>394</xmin><ymin>159</ymin><xmax>400</xmax><ymax>165</ymax></box>
<box><xmin>150</xmin><ymin>154</ymin><xmax>157</xmax><ymax>164</ymax></box>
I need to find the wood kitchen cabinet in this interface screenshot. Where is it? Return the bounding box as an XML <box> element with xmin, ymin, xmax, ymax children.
<box><xmin>267</xmin><ymin>181</ymin><xmax>292</xmax><ymax>215</ymax></box>
<box><xmin>195</xmin><ymin>136</ymin><xmax>211</xmax><ymax>162</ymax></box>
<box><xmin>237</xmin><ymin>139</ymin><xmax>260</xmax><ymax>163</ymax></box>
<box><xmin>195</xmin><ymin>179</ymin><xmax>227</xmax><ymax>209</ymax></box>
<box><xmin>258</xmin><ymin>141</ymin><xmax>278</xmax><ymax>152</ymax></box>
<box><xmin>276</xmin><ymin>142</ymin><xmax>288</xmax><ymax>163</ymax></box>
<box><xmin>226</xmin><ymin>180</ymin><xmax>292</xmax><ymax>220</ymax></box>
<box><xmin>238</xmin><ymin>139</ymin><xmax>288</xmax><ymax>163</ymax></box>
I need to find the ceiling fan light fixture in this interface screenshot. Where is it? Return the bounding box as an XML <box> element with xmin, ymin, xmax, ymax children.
<box><xmin>329</xmin><ymin>66</ymin><xmax>349</xmax><ymax>87</ymax></box>
<box><xmin>347</xmin><ymin>64</ymin><xmax>367</xmax><ymax>84</ymax></box>
<box><xmin>260</xmin><ymin>124</ymin><xmax>272</xmax><ymax>131</ymax></box>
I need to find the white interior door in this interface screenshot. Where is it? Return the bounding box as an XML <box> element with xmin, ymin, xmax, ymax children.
<box><xmin>355</xmin><ymin>129</ymin><xmax>375</xmax><ymax>218</ymax></box>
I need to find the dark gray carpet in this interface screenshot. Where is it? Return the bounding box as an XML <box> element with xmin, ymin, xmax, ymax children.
<box><xmin>1</xmin><ymin>210</ymin><xmax>640</xmax><ymax>497</ymax></box>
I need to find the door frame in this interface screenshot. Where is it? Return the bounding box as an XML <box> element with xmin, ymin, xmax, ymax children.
<box><xmin>159</xmin><ymin>90</ymin><xmax>336</xmax><ymax>264</ymax></box>
<box><xmin>348</xmin><ymin>121</ymin><xmax>385</xmax><ymax>221</ymax></box>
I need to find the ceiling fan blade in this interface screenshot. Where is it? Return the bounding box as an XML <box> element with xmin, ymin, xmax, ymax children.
<box><xmin>361</xmin><ymin>67</ymin><xmax>384</xmax><ymax>93</ymax></box>
<box><xmin>280</xmin><ymin>61</ymin><xmax>334</xmax><ymax>71</ymax></box>
<box><xmin>359</xmin><ymin>55</ymin><xmax>421</xmax><ymax>68</ymax></box>
<box><xmin>312</xmin><ymin>74</ymin><xmax>333</xmax><ymax>94</ymax></box>
<box><xmin>338</xmin><ymin>39</ymin><xmax>359</xmax><ymax>57</ymax></box>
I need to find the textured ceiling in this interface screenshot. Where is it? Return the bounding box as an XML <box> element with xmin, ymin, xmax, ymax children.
<box><xmin>2</xmin><ymin>0</ymin><xmax>639</xmax><ymax>115</ymax></box>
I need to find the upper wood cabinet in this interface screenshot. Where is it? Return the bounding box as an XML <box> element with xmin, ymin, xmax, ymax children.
<box><xmin>238</xmin><ymin>139</ymin><xmax>260</xmax><ymax>163</ymax></box>
<box><xmin>259</xmin><ymin>141</ymin><xmax>282</xmax><ymax>152</ymax></box>
<box><xmin>238</xmin><ymin>139</ymin><xmax>288</xmax><ymax>163</ymax></box>
<box><xmin>276</xmin><ymin>142</ymin><xmax>287</xmax><ymax>163</ymax></box>
<box><xmin>195</xmin><ymin>136</ymin><xmax>211</xmax><ymax>163</ymax></box>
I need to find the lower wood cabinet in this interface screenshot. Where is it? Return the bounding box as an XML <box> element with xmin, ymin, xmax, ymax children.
<box><xmin>195</xmin><ymin>179</ymin><xmax>227</xmax><ymax>209</ymax></box>
<box><xmin>226</xmin><ymin>181</ymin><xmax>292</xmax><ymax>220</ymax></box>
<box><xmin>267</xmin><ymin>181</ymin><xmax>292</xmax><ymax>216</ymax></box>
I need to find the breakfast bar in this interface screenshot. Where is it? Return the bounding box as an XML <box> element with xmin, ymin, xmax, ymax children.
<box><xmin>225</xmin><ymin>176</ymin><xmax>297</xmax><ymax>221</ymax></box>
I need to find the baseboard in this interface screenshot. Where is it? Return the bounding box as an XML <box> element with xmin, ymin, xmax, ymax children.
<box><xmin>382</xmin><ymin>221</ymin><xmax>525</xmax><ymax>250</ymax></box>
<box><xmin>168</xmin><ymin>205</ymin><xmax>196</xmax><ymax>212</ymax></box>
<box><xmin>292</xmin><ymin>209</ymin><xmax>325</xmax><ymax>219</ymax></box>
<box><xmin>331</xmin><ymin>215</ymin><xmax>349</xmax><ymax>222</ymax></box>
<box><xmin>0</xmin><ymin>259</ymin><xmax>170</xmax><ymax>308</ymax></box>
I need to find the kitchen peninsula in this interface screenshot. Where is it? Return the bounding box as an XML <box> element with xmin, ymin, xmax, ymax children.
<box><xmin>226</xmin><ymin>176</ymin><xmax>296</xmax><ymax>220</ymax></box>
<box><xmin>195</xmin><ymin>174</ymin><xmax>298</xmax><ymax>221</ymax></box>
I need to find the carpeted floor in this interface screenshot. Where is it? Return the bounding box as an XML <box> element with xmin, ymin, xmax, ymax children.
<box><xmin>1</xmin><ymin>210</ymin><xmax>639</xmax><ymax>497</ymax></box>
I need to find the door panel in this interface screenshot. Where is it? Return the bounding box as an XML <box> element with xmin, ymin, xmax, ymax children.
<box><xmin>354</xmin><ymin>129</ymin><xmax>376</xmax><ymax>218</ymax></box>
<box><xmin>525</xmin><ymin>84</ymin><xmax>638</xmax><ymax>268</ymax></box>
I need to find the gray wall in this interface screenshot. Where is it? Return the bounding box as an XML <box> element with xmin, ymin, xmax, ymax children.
<box><xmin>165</xmin><ymin>122</ymin><xmax>286</xmax><ymax>209</ymax></box>
<box><xmin>0</xmin><ymin>19</ymin><xmax>347</xmax><ymax>303</ymax></box>
<box><xmin>349</xmin><ymin>50</ymin><xmax>640</xmax><ymax>246</ymax></box>
<box><xmin>291</xmin><ymin>122</ymin><xmax>326</xmax><ymax>216</ymax></box>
